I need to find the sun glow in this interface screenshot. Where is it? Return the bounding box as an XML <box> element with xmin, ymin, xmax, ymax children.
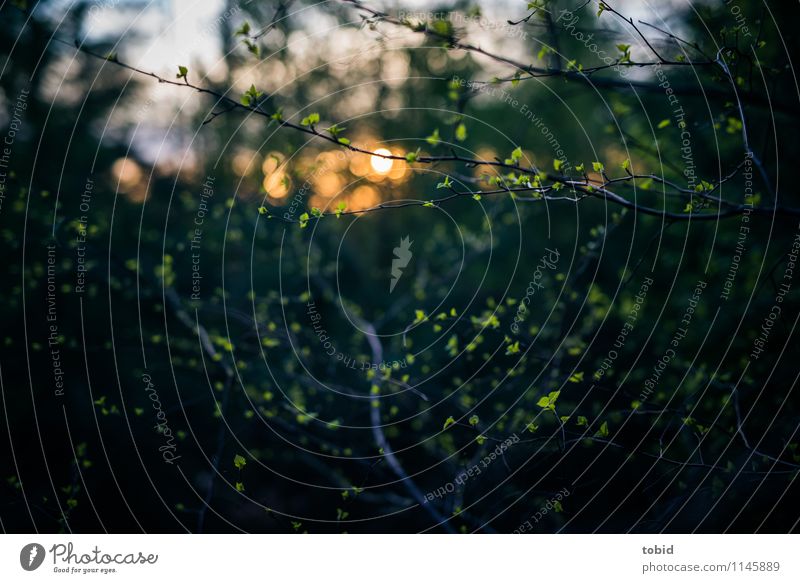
<box><xmin>370</xmin><ymin>148</ymin><xmax>394</xmax><ymax>174</ymax></box>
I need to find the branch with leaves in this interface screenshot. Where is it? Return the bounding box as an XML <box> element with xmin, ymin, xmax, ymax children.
<box><xmin>61</xmin><ymin>38</ymin><xmax>795</xmax><ymax>225</ymax></box>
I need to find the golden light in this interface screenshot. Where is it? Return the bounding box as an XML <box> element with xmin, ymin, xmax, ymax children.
<box><xmin>262</xmin><ymin>151</ymin><xmax>285</xmax><ymax>175</ymax></box>
<box><xmin>263</xmin><ymin>171</ymin><xmax>290</xmax><ymax>200</ymax></box>
<box><xmin>349</xmin><ymin>154</ymin><xmax>371</xmax><ymax>177</ymax></box>
<box><xmin>348</xmin><ymin>185</ymin><xmax>380</xmax><ymax>211</ymax></box>
<box><xmin>387</xmin><ymin>157</ymin><xmax>408</xmax><ymax>182</ymax></box>
<box><xmin>316</xmin><ymin>151</ymin><xmax>346</xmax><ymax>172</ymax></box>
<box><xmin>263</xmin><ymin>152</ymin><xmax>290</xmax><ymax>201</ymax></box>
<box><xmin>474</xmin><ymin>147</ymin><xmax>498</xmax><ymax>186</ymax></box>
<box><xmin>370</xmin><ymin>148</ymin><xmax>393</xmax><ymax>174</ymax></box>
<box><xmin>308</xmin><ymin>194</ymin><xmax>330</xmax><ymax>210</ymax></box>
<box><xmin>232</xmin><ymin>149</ymin><xmax>257</xmax><ymax>176</ymax></box>
<box><xmin>111</xmin><ymin>157</ymin><xmax>148</xmax><ymax>203</ymax></box>
<box><xmin>111</xmin><ymin>157</ymin><xmax>142</xmax><ymax>190</ymax></box>
<box><xmin>314</xmin><ymin>173</ymin><xmax>344</xmax><ymax>198</ymax></box>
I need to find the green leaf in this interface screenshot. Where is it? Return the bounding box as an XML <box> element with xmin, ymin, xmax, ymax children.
<box><xmin>468</xmin><ymin>415</ymin><xmax>479</xmax><ymax>426</ymax></box>
<box><xmin>475</xmin><ymin>435</ymin><xmax>487</xmax><ymax>445</ymax></box>
<box><xmin>537</xmin><ymin>390</ymin><xmax>561</xmax><ymax>410</ymax></box>
<box><xmin>310</xmin><ymin>207</ymin><xmax>323</xmax><ymax>218</ymax></box>
<box><xmin>657</xmin><ymin>119</ymin><xmax>671</xmax><ymax>129</ymax></box>
<box><xmin>436</xmin><ymin>176</ymin><xmax>453</xmax><ymax>189</ymax></box>
<box><xmin>176</xmin><ymin>65</ymin><xmax>188</xmax><ymax>80</ymax></box>
<box><xmin>235</xmin><ymin>21</ymin><xmax>251</xmax><ymax>36</ymax></box>
<box><xmin>301</xmin><ymin>112</ymin><xmax>320</xmax><ymax>127</ymax></box>
<box><xmin>426</xmin><ymin>128</ymin><xmax>441</xmax><ymax>146</ymax></box>
<box><xmin>298</xmin><ymin>212</ymin><xmax>310</xmax><ymax>228</ymax></box>
<box><xmin>241</xmin><ymin>84</ymin><xmax>263</xmax><ymax>107</ymax></box>
<box><xmin>591</xmin><ymin>161</ymin><xmax>605</xmax><ymax>173</ymax></box>
<box><xmin>443</xmin><ymin>416</ymin><xmax>456</xmax><ymax>430</ymax></box>
<box><xmin>537</xmin><ymin>45</ymin><xmax>551</xmax><ymax>61</ymax></box>
<box><xmin>405</xmin><ymin>151</ymin><xmax>418</xmax><ymax>163</ymax></box>
<box><xmin>695</xmin><ymin>179</ymin><xmax>714</xmax><ymax>192</ymax></box>
<box><xmin>596</xmin><ymin>421</ymin><xmax>609</xmax><ymax>438</ymax></box>
<box><xmin>233</xmin><ymin>454</ymin><xmax>247</xmax><ymax>470</ymax></box>
<box><xmin>455</xmin><ymin>122</ymin><xmax>467</xmax><ymax>142</ymax></box>
<box><xmin>553</xmin><ymin>158</ymin><xmax>563</xmax><ymax>172</ymax></box>
<box><xmin>245</xmin><ymin>40</ymin><xmax>260</xmax><ymax>57</ymax></box>
<box><xmin>621</xmin><ymin>158</ymin><xmax>631</xmax><ymax>172</ymax></box>
<box><xmin>568</xmin><ymin>371</ymin><xmax>584</xmax><ymax>383</ymax></box>
<box><xmin>334</xmin><ymin>202</ymin><xmax>347</xmax><ymax>218</ymax></box>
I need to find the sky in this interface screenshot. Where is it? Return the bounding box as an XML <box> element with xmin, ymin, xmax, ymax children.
<box><xmin>60</xmin><ymin>0</ymin><xmax>693</xmax><ymax>167</ymax></box>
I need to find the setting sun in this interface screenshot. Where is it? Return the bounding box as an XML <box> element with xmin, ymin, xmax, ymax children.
<box><xmin>370</xmin><ymin>148</ymin><xmax>393</xmax><ymax>174</ymax></box>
